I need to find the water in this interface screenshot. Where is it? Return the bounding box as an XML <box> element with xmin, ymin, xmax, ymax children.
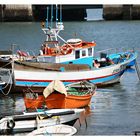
<box><xmin>0</xmin><ymin>21</ymin><xmax>140</xmax><ymax>135</ymax></box>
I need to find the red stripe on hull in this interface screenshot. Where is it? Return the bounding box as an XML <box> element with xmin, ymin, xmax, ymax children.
<box><xmin>15</xmin><ymin>71</ymin><xmax>122</xmax><ymax>82</ymax></box>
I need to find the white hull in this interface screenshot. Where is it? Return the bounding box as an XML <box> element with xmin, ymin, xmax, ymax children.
<box><xmin>0</xmin><ymin>109</ymin><xmax>84</xmax><ymax>134</ymax></box>
<box><xmin>14</xmin><ymin>61</ymin><xmax>127</xmax><ymax>88</ymax></box>
<box><xmin>0</xmin><ymin>51</ymin><xmax>137</xmax><ymax>93</ymax></box>
<box><xmin>27</xmin><ymin>124</ymin><xmax>77</xmax><ymax>136</ymax></box>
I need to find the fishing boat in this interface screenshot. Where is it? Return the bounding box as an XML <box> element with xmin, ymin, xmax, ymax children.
<box><xmin>10</xmin><ymin>20</ymin><xmax>137</xmax><ymax>93</ymax></box>
<box><xmin>0</xmin><ymin>5</ymin><xmax>137</xmax><ymax>94</ymax></box>
<box><xmin>10</xmin><ymin>50</ymin><xmax>136</xmax><ymax>93</ymax></box>
<box><xmin>0</xmin><ymin>50</ymin><xmax>136</xmax><ymax>94</ymax></box>
<box><xmin>24</xmin><ymin>80</ymin><xmax>96</xmax><ymax>109</ymax></box>
<box><xmin>27</xmin><ymin>124</ymin><xmax>77</xmax><ymax>136</ymax></box>
<box><xmin>0</xmin><ymin>5</ymin><xmax>137</xmax><ymax>68</ymax></box>
<box><xmin>0</xmin><ymin>108</ymin><xmax>84</xmax><ymax>135</ymax></box>
<box><xmin>13</xmin><ymin>5</ymin><xmax>136</xmax><ymax>67</ymax></box>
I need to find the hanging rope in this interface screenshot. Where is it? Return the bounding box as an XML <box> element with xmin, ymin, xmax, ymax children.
<box><xmin>0</xmin><ymin>61</ymin><xmax>14</xmax><ymax>96</ymax></box>
<box><xmin>0</xmin><ymin>60</ymin><xmax>12</xmax><ymax>69</ymax></box>
<box><xmin>0</xmin><ymin>70</ymin><xmax>13</xmax><ymax>96</ymax></box>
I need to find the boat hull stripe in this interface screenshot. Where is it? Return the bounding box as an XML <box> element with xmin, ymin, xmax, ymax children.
<box><xmin>15</xmin><ymin>70</ymin><xmax>124</xmax><ymax>86</ymax></box>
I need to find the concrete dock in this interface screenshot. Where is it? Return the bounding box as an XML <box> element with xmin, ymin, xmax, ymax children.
<box><xmin>0</xmin><ymin>4</ymin><xmax>140</xmax><ymax>21</ymax></box>
<box><xmin>103</xmin><ymin>5</ymin><xmax>140</xmax><ymax>20</ymax></box>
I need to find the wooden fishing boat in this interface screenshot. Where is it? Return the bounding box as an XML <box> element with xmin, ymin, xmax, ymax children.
<box><xmin>27</xmin><ymin>124</ymin><xmax>77</xmax><ymax>136</ymax></box>
<box><xmin>12</xmin><ymin>51</ymin><xmax>136</xmax><ymax>93</ymax></box>
<box><xmin>24</xmin><ymin>80</ymin><xmax>96</xmax><ymax>109</ymax></box>
<box><xmin>0</xmin><ymin>108</ymin><xmax>84</xmax><ymax>135</ymax></box>
<box><xmin>0</xmin><ymin>50</ymin><xmax>136</xmax><ymax>94</ymax></box>
<box><xmin>0</xmin><ymin>5</ymin><xmax>137</xmax><ymax>95</ymax></box>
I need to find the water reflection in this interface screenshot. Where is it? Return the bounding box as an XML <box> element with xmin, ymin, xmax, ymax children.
<box><xmin>125</xmin><ymin>68</ymin><xmax>135</xmax><ymax>73</ymax></box>
<box><xmin>0</xmin><ymin>94</ymin><xmax>25</xmax><ymax>117</ymax></box>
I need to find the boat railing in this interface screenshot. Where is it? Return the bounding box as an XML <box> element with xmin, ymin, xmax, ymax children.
<box><xmin>94</xmin><ymin>47</ymin><xmax>135</xmax><ymax>58</ymax></box>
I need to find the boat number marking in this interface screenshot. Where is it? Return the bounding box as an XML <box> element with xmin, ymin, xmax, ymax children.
<box><xmin>113</xmin><ymin>64</ymin><xmax>126</xmax><ymax>73</ymax></box>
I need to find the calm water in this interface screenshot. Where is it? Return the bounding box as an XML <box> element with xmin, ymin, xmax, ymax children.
<box><xmin>0</xmin><ymin>21</ymin><xmax>140</xmax><ymax>135</ymax></box>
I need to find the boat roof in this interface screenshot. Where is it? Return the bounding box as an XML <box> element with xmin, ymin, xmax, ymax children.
<box><xmin>67</xmin><ymin>38</ymin><xmax>82</xmax><ymax>44</ymax></box>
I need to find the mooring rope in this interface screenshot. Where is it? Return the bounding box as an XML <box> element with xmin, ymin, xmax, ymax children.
<box><xmin>0</xmin><ymin>61</ymin><xmax>14</xmax><ymax>95</ymax></box>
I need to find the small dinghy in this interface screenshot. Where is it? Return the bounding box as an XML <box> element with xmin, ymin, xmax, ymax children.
<box><xmin>27</xmin><ymin>124</ymin><xmax>77</xmax><ymax>136</ymax></box>
<box><xmin>24</xmin><ymin>80</ymin><xmax>96</xmax><ymax>109</ymax></box>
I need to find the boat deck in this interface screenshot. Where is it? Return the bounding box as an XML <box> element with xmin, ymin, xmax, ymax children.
<box><xmin>14</xmin><ymin>61</ymin><xmax>91</xmax><ymax>72</ymax></box>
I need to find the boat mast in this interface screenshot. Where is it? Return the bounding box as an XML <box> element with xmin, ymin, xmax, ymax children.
<box><xmin>41</xmin><ymin>5</ymin><xmax>74</xmax><ymax>50</ymax></box>
<box><xmin>56</xmin><ymin>4</ymin><xmax>58</xmax><ymax>27</ymax></box>
<box><xmin>42</xmin><ymin>5</ymin><xmax>64</xmax><ymax>47</ymax></box>
<box><xmin>60</xmin><ymin>5</ymin><xmax>62</xmax><ymax>23</ymax></box>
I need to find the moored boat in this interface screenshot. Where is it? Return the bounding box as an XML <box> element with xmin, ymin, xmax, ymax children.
<box><xmin>12</xmin><ymin>51</ymin><xmax>136</xmax><ymax>93</ymax></box>
<box><xmin>0</xmin><ymin>108</ymin><xmax>84</xmax><ymax>135</ymax></box>
<box><xmin>0</xmin><ymin>44</ymin><xmax>137</xmax><ymax>95</ymax></box>
<box><xmin>24</xmin><ymin>80</ymin><xmax>96</xmax><ymax>109</ymax></box>
<box><xmin>27</xmin><ymin>124</ymin><xmax>77</xmax><ymax>136</ymax></box>
<box><xmin>0</xmin><ymin>5</ymin><xmax>138</xmax><ymax>94</ymax></box>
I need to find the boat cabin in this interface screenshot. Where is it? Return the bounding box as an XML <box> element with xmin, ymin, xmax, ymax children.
<box><xmin>37</xmin><ymin>38</ymin><xmax>95</xmax><ymax>67</ymax></box>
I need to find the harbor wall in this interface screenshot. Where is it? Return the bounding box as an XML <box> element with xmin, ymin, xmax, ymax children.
<box><xmin>103</xmin><ymin>5</ymin><xmax>140</xmax><ymax>20</ymax></box>
<box><xmin>0</xmin><ymin>5</ymin><xmax>33</xmax><ymax>21</ymax></box>
<box><xmin>0</xmin><ymin>4</ymin><xmax>87</xmax><ymax>21</ymax></box>
<box><xmin>32</xmin><ymin>5</ymin><xmax>87</xmax><ymax>21</ymax></box>
<box><xmin>0</xmin><ymin>5</ymin><xmax>140</xmax><ymax>21</ymax></box>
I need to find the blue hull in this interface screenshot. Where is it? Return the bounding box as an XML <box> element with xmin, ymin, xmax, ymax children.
<box><xmin>15</xmin><ymin>70</ymin><xmax>125</xmax><ymax>88</ymax></box>
<box><xmin>127</xmin><ymin>59</ymin><xmax>136</xmax><ymax>67</ymax></box>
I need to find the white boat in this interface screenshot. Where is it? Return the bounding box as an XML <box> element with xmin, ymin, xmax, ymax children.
<box><xmin>27</xmin><ymin>124</ymin><xmax>77</xmax><ymax>136</ymax></box>
<box><xmin>0</xmin><ymin>108</ymin><xmax>84</xmax><ymax>135</ymax></box>
<box><xmin>11</xmin><ymin>51</ymin><xmax>136</xmax><ymax>93</ymax></box>
<box><xmin>0</xmin><ymin>51</ymin><xmax>136</xmax><ymax>94</ymax></box>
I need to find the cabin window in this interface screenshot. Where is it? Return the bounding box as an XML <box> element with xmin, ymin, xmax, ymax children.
<box><xmin>82</xmin><ymin>50</ymin><xmax>86</xmax><ymax>57</ymax></box>
<box><xmin>88</xmin><ymin>48</ymin><xmax>92</xmax><ymax>56</ymax></box>
<box><xmin>75</xmin><ymin>50</ymin><xmax>80</xmax><ymax>59</ymax></box>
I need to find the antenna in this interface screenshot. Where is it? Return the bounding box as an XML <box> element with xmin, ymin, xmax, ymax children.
<box><xmin>42</xmin><ymin>4</ymin><xmax>65</xmax><ymax>47</ymax></box>
<box><xmin>60</xmin><ymin>5</ymin><xmax>62</xmax><ymax>23</ymax></box>
<box><xmin>46</xmin><ymin>6</ymin><xmax>49</xmax><ymax>28</ymax></box>
<box><xmin>56</xmin><ymin>4</ymin><xmax>58</xmax><ymax>26</ymax></box>
<box><xmin>51</xmin><ymin>5</ymin><xmax>53</xmax><ymax>28</ymax></box>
